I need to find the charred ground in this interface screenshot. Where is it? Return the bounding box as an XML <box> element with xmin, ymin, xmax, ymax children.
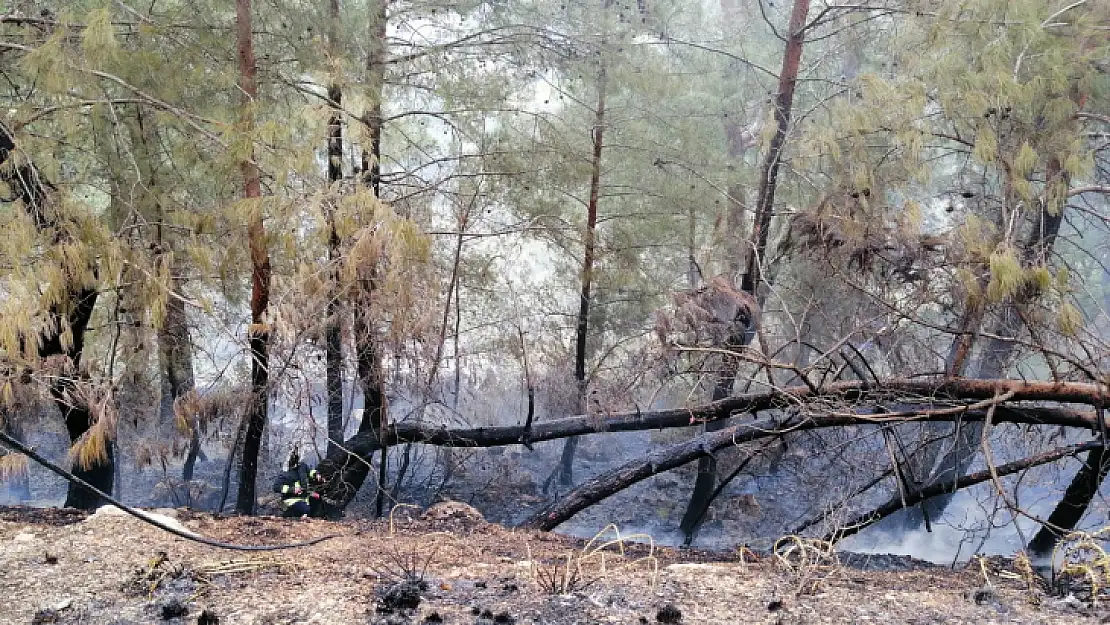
<box><xmin>0</xmin><ymin>504</ymin><xmax>1101</xmax><ymax>625</ymax></box>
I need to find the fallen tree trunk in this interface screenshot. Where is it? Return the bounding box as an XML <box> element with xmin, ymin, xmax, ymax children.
<box><xmin>326</xmin><ymin>378</ymin><xmax>1105</xmax><ymax>462</ymax></box>
<box><xmin>519</xmin><ymin>405</ymin><xmax>1102</xmax><ymax>532</ymax></box>
<box><xmin>820</xmin><ymin>440</ymin><xmax>1105</xmax><ymax>543</ymax></box>
<box><xmin>315</xmin><ymin>377</ymin><xmax>1106</xmax><ymax>523</ymax></box>
<box><xmin>522</xmin><ymin>416</ymin><xmax>777</xmax><ymax>531</ymax></box>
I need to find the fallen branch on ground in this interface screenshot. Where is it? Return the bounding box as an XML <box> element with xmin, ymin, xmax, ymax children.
<box><xmin>819</xmin><ymin>440</ymin><xmax>1105</xmax><ymax>543</ymax></box>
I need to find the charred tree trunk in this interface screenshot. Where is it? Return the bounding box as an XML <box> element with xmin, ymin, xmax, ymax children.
<box><xmin>740</xmin><ymin>0</ymin><xmax>810</xmax><ymax>296</ymax></box>
<box><xmin>317</xmin><ymin>305</ymin><xmax>386</xmax><ymax>513</ymax></box>
<box><xmin>826</xmin><ymin>439</ymin><xmax>1106</xmax><ymax>543</ymax></box>
<box><xmin>678</xmin><ymin>0</ymin><xmax>808</xmax><ymax>544</ymax></box>
<box><xmin>324</xmin><ymin>1</ymin><xmax>346</xmax><ymax>458</ymax></box>
<box><xmin>527</xmin><ymin>418</ymin><xmax>1107</xmax><ymax>534</ymax></box>
<box><xmin>318</xmin><ymin>0</ymin><xmax>390</xmax><ymax>514</ymax></box>
<box><xmin>0</xmin><ymin>124</ymin><xmax>107</xmax><ymax>509</ymax></box>
<box><xmin>234</xmin><ymin>0</ymin><xmax>273</xmax><ymax>515</ymax></box>
<box><xmin>1027</xmin><ymin>443</ymin><xmax>1110</xmax><ymax>559</ymax></box>
<box><xmin>904</xmin><ymin>158</ymin><xmax>1069</xmax><ymax>528</ymax></box>
<box><xmin>557</xmin><ymin>62</ymin><xmax>608</xmax><ymax>487</ymax></box>
<box><xmin>128</xmin><ymin>110</ymin><xmax>201</xmax><ymax>482</ymax></box>
<box><xmin>359</xmin><ymin>0</ymin><xmax>390</xmax><ymax>519</ymax></box>
<box><xmin>2</xmin><ymin>419</ymin><xmax>32</xmax><ymax>501</ymax></box>
<box><xmin>168</xmin><ymin>287</ymin><xmax>201</xmax><ymax>482</ymax></box>
<box><xmin>310</xmin><ymin>376</ymin><xmax>1110</xmax><ymax>520</ymax></box>
<box><xmin>678</xmin><ymin>361</ymin><xmax>735</xmax><ymax>543</ymax></box>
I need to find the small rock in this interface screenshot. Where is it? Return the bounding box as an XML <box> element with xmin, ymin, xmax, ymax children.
<box><xmin>13</xmin><ymin>532</ymin><xmax>37</xmax><ymax>542</ymax></box>
<box><xmin>968</xmin><ymin>585</ymin><xmax>995</xmax><ymax>606</ymax></box>
<box><xmin>52</xmin><ymin>598</ymin><xmax>73</xmax><ymax>611</ymax></box>
<box><xmin>377</xmin><ymin>579</ymin><xmax>424</xmax><ymax>612</ymax></box>
<box><xmin>656</xmin><ymin>603</ymin><xmax>683</xmax><ymax>624</ymax></box>
<box><xmin>197</xmin><ymin>609</ymin><xmax>219</xmax><ymax>625</ymax></box>
<box><xmin>421</xmin><ymin>500</ymin><xmax>484</xmax><ymax>524</ymax></box>
<box><xmin>159</xmin><ymin>597</ymin><xmax>189</xmax><ymax>619</ymax></box>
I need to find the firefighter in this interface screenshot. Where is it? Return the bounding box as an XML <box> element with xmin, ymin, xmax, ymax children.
<box><xmin>273</xmin><ymin>452</ymin><xmax>327</xmax><ymax>518</ymax></box>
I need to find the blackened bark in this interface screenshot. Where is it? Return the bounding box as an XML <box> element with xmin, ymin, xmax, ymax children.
<box><xmin>679</xmin><ymin>360</ymin><xmax>736</xmax><ymax>543</ymax></box>
<box><xmin>325</xmin><ymin>76</ymin><xmax>345</xmax><ymax>457</ymax></box>
<box><xmin>128</xmin><ymin>110</ymin><xmax>201</xmax><ymax>482</ymax></box>
<box><xmin>0</xmin><ymin>123</ymin><xmax>107</xmax><ymax>509</ymax></box>
<box><xmin>828</xmin><ymin>440</ymin><xmax>1106</xmax><ymax>543</ymax></box>
<box><xmin>54</xmin><ymin>290</ymin><xmax>108</xmax><ymax>509</ymax></box>
<box><xmin>234</xmin><ymin>0</ymin><xmax>272</xmax><ymax>515</ymax></box>
<box><xmin>2</xmin><ymin>419</ymin><xmax>32</xmax><ymax>501</ymax></box>
<box><xmin>905</xmin><ymin>159</ymin><xmax>1070</xmax><ymax>528</ymax></box>
<box><xmin>311</xmin><ymin>377</ymin><xmax>1110</xmax><ymax>520</ymax></box>
<box><xmin>1027</xmin><ymin>443</ymin><xmax>1110</xmax><ymax>558</ymax></box>
<box><xmin>329</xmin><ymin>379</ymin><xmax>1108</xmax><ymax>470</ymax></box>
<box><xmin>558</xmin><ymin>62</ymin><xmax>608</xmax><ymax>487</ymax></box>
<box><xmin>165</xmin><ymin>291</ymin><xmax>200</xmax><ymax>481</ymax></box>
<box><xmin>322</xmin><ymin>0</ymin><xmax>392</xmax><ymax>516</ymax></box>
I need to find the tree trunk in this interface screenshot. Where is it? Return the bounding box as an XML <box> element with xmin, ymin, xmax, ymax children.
<box><xmin>527</xmin><ymin>419</ymin><xmax>1106</xmax><ymax>534</ymax></box>
<box><xmin>827</xmin><ymin>440</ymin><xmax>1105</xmax><ymax>543</ymax></box>
<box><xmin>904</xmin><ymin>159</ymin><xmax>1069</xmax><ymax>528</ymax></box>
<box><xmin>312</xmin><ymin>376</ymin><xmax>1110</xmax><ymax>520</ymax></box>
<box><xmin>678</xmin><ymin>363</ymin><xmax>735</xmax><ymax>543</ymax></box>
<box><xmin>329</xmin><ymin>379</ymin><xmax>1107</xmax><ymax>467</ymax></box>
<box><xmin>1027</xmin><ymin>444</ymin><xmax>1110</xmax><ymax>559</ymax></box>
<box><xmin>0</xmin><ymin>124</ymin><xmax>107</xmax><ymax>509</ymax></box>
<box><xmin>557</xmin><ymin>62</ymin><xmax>608</xmax><ymax>487</ymax></box>
<box><xmin>740</xmin><ymin>0</ymin><xmax>811</xmax><ymax>296</ymax></box>
<box><xmin>234</xmin><ymin>0</ymin><xmax>272</xmax><ymax>515</ymax></box>
<box><xmin>127</xmin><ymin>109</ymin><xmax>201</xmax><ymax>482</ymax></box>
<box><xmin>2</xmin><ymin>419</ymin><xmax>32</xmax><ymax>501</ymax></box>
<box><xmin>317</xmin><ymin>305</ymin><xmax>386</xmax><ymax>513</ymax></box>
<box><xmin>678</xmin><ymin>0</ymin><xmax>809</xmax><ymax>544</ymax></box>
<box><xmin>324</xmin><ymin>0</ymin><xmax>346</xmax><ymax>457</ymax></box>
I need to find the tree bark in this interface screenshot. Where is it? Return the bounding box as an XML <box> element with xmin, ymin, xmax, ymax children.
<box><xmin>740</xmin><ymin>0</ymin><xmax>810</xmax><ymax>296</ymax></box>
<box><xmin>678</xmin><ymin>364</ymin><xmax>735</xmax><ymax>543</ymax></box>
<box><xmin>324</xmin><ymin>0</ymin><xmax>346</xmax><ymax>458</ymax></box>
<box><xmin>312</xmin><ymin>376</ymin><xmax>1110</xmax><ymax>522</ymax></box>
<box><xmin>127</xmin><ymin>109</ymin><xmax>202</xmax><ymax>482</ymax></box>
<box><xmin>1027</xmin><ymin>443</ymin><xmax>1110</xmax><ymax>559</ymax></box>
<box><xmin>324</xmin><ymin>378</ymin><xmax>1108</xmax><ymax>468</ymax></box>
<box><xmin>2</xmin><ymin>418</ymin><xmax>32</xmax><ymax>501</ymax></box>
<box><xmin>524</xmin><ymin>408</ymin><xmax>1106</xmax><ymax>533</ymax></box>
<box><xmin>234</xmin><ymin>0</ymin><xmax>272</xmax><ymax>515</ymax></box>
<box><xmin>344</xmin><ymin>0</ymin><xmax>391</xmax><ymax>517</ymax></box>
<box><xmin>557</xmin><ymin>62</ymin><xmax>608</xmax><ymax>487</ymax></box>
<box><xmin>824</xmin><ymin>440</ymin><xmax>1105</xmax><ymax>543</ymax></box>
<box><xmin>0</xmin><ymin>123</ymin><xmax>107</xmax><ymax>509</ymax></box>
<box><xmin>678</xmin><ymin>0</ymin><xmax>808</xmax><ymax>544</ymax></box>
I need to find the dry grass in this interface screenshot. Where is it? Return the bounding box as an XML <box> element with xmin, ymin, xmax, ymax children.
<box><xmin>526</xmin><ymin>523</ymin><xmax>658</xmax><ymax>595</ymax></box>
<box><xmin>1052</xmin><ymin>527</ymin><xmax>1110</xmax><ymax>602</ymax></box>
<box><xmin>773</xmin><ymin>535</ymin><xmax>840</xmax><ymax>596</ymax></box>
<box><xmin>368</xmin><ymin>504</ymin><xmax>452</xmax><ymax>586</ymax></box>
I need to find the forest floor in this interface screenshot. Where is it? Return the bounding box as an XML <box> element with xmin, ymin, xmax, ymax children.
<box><xmin>0</xmin><ymin>503</ymin><xmax>1103</xmax><ymax>625</ymax></box>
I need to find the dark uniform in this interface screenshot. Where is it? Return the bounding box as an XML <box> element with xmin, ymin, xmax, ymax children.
<box><xmin>273</xmin><ymin>462</ymin><xmax>326</xmax><ymax>518</ymax></box>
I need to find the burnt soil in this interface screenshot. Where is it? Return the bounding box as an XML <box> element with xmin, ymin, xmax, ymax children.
<box><xmin>0</xmin><ymin>503</ymin><xmax>1102</xmax><ymax>624</ymax></box>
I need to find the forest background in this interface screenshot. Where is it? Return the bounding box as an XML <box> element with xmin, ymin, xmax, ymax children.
<box><xmin>1</xmin><ymin>0</ymin><xmax>1109</xmax><ymax>564</ymax></box>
